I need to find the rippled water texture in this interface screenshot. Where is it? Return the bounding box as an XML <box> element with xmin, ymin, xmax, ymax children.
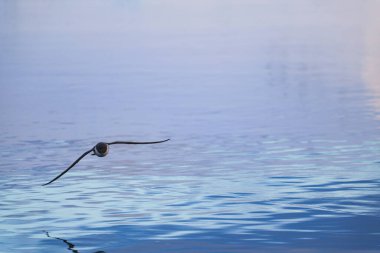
<box><xmin>1</xmin><ymin>1</ymin><xmax>380</xmax><ymax>252</ymax></box>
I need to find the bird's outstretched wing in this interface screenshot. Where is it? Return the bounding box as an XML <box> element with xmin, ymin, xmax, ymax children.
<box><xmin>107</xmin><ymin>139</ymin><xmax>170</xmax><ymax>145</ymax></box>
<box><xmin>42</xmin><ymin>148</ymin><xmax>94</xmax><ymax>186</ymax></box>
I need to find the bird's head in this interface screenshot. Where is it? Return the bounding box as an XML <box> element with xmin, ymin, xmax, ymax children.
<box><xmin>94</xmin><ymin>142</ymin><xmax>109</xmax><ymax>157</ymax></box>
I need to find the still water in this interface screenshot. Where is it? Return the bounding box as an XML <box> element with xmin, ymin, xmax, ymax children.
<box><xmin>1</xmin><ymin>1</ymin><xmax>380</xmax><ymax>252</ymax></box>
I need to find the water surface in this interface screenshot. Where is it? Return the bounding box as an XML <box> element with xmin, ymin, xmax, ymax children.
<box><xmin>1</xmin><ymin>1</ymin><xmax>380</xmax><ymax>252</ymax></box>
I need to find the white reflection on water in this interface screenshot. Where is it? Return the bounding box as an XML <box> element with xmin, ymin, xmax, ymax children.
<box><xmin>1</xmin><ymin>0</ymin><xmax>380</xmax><ymax>253</ymax></box>
<box><xmin>362</xmin><ymin>0</ymin><xmax>380</xmax><ymax>119</ymax></box>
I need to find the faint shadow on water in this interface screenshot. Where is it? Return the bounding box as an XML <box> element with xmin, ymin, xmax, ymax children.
<box><xmin>44</xmin><ymin>231</ymin><xmax>106</xmax><ymax>253</ymax></box>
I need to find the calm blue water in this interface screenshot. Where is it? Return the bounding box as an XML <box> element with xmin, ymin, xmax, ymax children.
<box><xmin>1</xmin><ymin>1</ymin><xmax>380</xmax><ymax>252</ymax></box>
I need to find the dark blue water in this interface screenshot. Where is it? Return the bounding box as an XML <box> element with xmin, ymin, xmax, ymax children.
<box><xmin>1</xmin><ymin>1</ymin><xmax>380</xmax><ymax>252</ymax></box>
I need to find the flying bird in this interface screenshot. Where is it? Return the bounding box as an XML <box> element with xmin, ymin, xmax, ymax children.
<box><xmin>42</xmin><ymin>139</ymin><xmax>170</xmax><ymax>186</ymax></box>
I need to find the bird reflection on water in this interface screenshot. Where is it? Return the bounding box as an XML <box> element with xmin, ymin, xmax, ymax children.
<box><xmin>44</xmin><ymin>231</ymin><xmax>106</xmax><ymax>253</ymax></box>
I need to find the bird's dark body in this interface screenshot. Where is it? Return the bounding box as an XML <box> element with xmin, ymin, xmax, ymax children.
<box><xmin>42</xmin><ymin>138</ymin><xmax>170</xmax><ymax>186</ymax></box>
<box><xmin>94</xmin><ymin>142</ymin><xmax>109</xmax><ymax>157</ymax></box>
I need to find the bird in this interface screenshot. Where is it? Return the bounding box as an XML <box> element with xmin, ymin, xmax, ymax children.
<box><xmin>42</xmin><ymin>139</ymin><xmax>170</xmax><ymax>186</ymax></box>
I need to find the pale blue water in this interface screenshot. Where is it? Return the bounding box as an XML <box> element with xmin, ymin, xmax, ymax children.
<box><xmin>1</xmin><ymin>1</ymin><xmax>380</xmax><ymax>252</ymax></box>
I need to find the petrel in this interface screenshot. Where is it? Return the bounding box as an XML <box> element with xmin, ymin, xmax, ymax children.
<box><xmin>42</xmin><ymin>139</ymin><xmax>169</xmax><ymax>186</ymax></box>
